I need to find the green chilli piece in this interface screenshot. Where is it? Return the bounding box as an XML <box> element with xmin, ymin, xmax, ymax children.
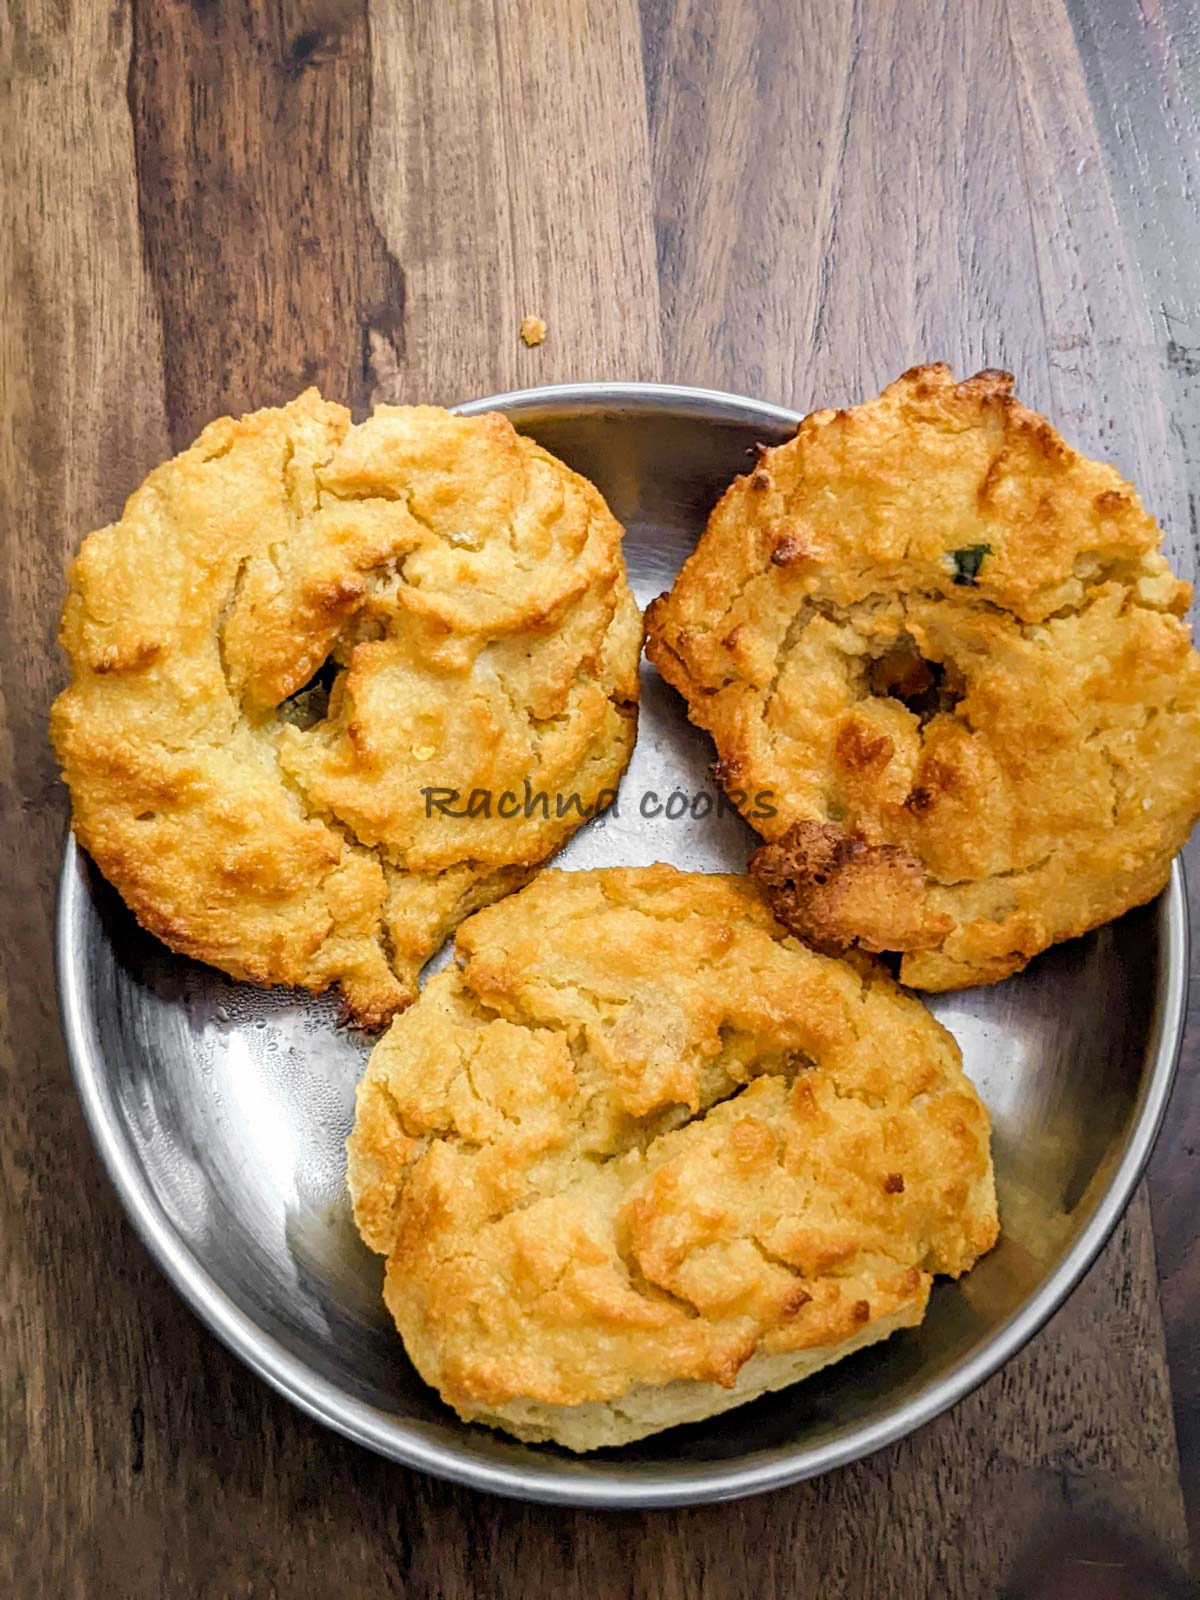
<box><xmin>951</xmin><ymin>543</ymin><xmax>991</xmax><ymax>586</ymax></box>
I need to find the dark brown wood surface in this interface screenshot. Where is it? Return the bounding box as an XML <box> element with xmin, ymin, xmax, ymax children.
<box><xmin>3</xmin><ymin>1</ymin><xmax>1197</xmax><ymax>1594</ymax></box>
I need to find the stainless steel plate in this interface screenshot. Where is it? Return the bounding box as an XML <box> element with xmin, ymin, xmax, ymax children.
<box><xmin>57</xmin><ymin>383</ymin><xmax>1188</xmax><ymax>1507</ymax></box>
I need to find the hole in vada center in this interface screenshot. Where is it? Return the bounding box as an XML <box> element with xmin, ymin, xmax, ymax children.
<box><xmin>868</xmin><ymin>635</ymin><xmax>964</xmax><ymax>725</ymax></box>
<box><xmin>278</xmin><ymin>657</ymin><xmax>339</xmax><ymax>730</ymax></box>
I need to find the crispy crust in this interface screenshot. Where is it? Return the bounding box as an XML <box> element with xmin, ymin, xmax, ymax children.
<box><xmin>646</xmin><ymin>364</ymin><xmax>1200</xmax><ymax>989</ymax></box>
<box><xmin>751</xmin><ymin>821</ymin><xmax>954</xmax><ymax>956</ymax></box>
<box><xmin>347</xmin><ymin>865</ymin><xmax>998</xmax><ymax>1450</ymax></box>
<box><xmin>51</xmin><ymin>391</ymin><xmax>641</xmax><ymax>1025</ymax></box>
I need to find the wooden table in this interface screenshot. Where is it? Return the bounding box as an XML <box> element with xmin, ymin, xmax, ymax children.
<box><xmin>4</xmin><ymin>2</ymin><xmax>1198</xmax><ymax>1594</ymax></box>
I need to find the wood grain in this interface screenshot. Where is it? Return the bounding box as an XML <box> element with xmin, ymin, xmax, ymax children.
<box><xmin>2</xmin><ymin>0</ymin><xmax>1196</xmax><ymax>1594</ymax></box>
<box><xmin>1068</xmin><ymin>0</ymin><xmax>1200</xmax><ymax>1555</ymax></box>
<box><xmin>365</xmin><ymin>0</ymin><xmax>662</xmax><ymax>405</ymax></box>
<box><xmin>129</xmin><ymin>0</ymin><xmax>405</xmax><ymax>440</ymax></box>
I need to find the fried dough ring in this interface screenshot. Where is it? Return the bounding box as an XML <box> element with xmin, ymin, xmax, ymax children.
<box><xmin>52</xmin><ymin>392</ymin><xmax>641</xmax><ymax>1024</ymax></box>
<box><xmin>347</xmin><ymin>866</ymin><xmax>997</xmax><ymax>1449</ymax></box>
<box><xmin>647</xmin><ymin>365</ymin><xmax>1200</xmax><ymax>989</ymax></box>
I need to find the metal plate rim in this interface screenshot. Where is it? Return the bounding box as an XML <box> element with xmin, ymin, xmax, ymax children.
<box><xmin>451</xmin><ymin>377</ymin><xmax>803</xmax><ymax>429</ymax></box>
<box><xmin>55</xmin><ymin>379</ymin><xmax>1191</xmax><ymax>1509</ymax></box>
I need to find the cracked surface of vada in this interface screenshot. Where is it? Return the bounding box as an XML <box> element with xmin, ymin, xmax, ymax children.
<box><xmin>646</xmin><ymin>365</ymin><xmax>1200</xmax><ymax>989</ymax></box>
<box><xmin>52</xmin><ymin>391</ymin><xmax>640</xmax><ymax>1025</ymax></box>
<box><xmin>347</xmin><ymin>865</ymin><xmax>997</xmax><ymax>1449</ymax></box>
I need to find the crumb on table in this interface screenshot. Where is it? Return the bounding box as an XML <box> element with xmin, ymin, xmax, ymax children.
<box><xmin>520</xmin><ymin>314</ymin><xmax>547</xmax><ymax>347</ymax></box>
